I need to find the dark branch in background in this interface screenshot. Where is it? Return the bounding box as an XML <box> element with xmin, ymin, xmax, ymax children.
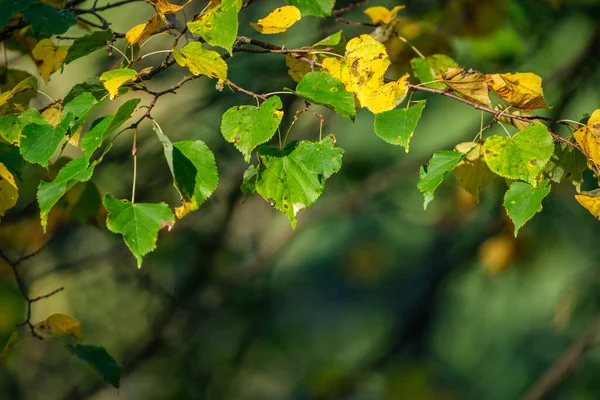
<box><xmin>0</xmin><ymin>245</ymin><xmax>63</xmax><ymax>339</ymax></box>
<box><xmin>331</xmin><ymin>0</ymin><xmax>371</xmax><ymax>16</ymax></box>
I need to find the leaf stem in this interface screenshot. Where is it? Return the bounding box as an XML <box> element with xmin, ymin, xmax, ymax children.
<box><xmin>132</xmin><ymin>127</ymin><xmax>138</xmax><ymax>204</ymax></box>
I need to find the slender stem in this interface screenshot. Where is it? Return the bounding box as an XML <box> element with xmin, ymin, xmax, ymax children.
<box><xmin>131</xmin><ymin>127</ymin><xmax>138</xmax><ymax>204</ymax></box>
<box><xmin>140</xmin><ymin>50</ymin><xmax>173</xmax><ymax>59</ymax></box>
<box><xmin>108</xmin><ymin>43</ymin><xmax>130</xmax><ymax>64</ymax></box>
<box><xmin>397</xmin><ymin>35</ymin><xmax>426</xmax><ymax>59</ymax></box>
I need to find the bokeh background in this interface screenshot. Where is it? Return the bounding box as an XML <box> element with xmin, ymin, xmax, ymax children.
<box><xmin>2</xmin><ymin>0</ymin><xmax>600</xmax><ymax>399</ymax></box>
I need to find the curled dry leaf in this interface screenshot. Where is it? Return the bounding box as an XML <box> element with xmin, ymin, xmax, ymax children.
<box><xmin>442</xmin><ymin>67</ymin><xmax>492</xmax><ymax>108</ymax></box>
<box><xmin>486</xmin><ymin>72</ymin><xmax>550</xmax><ymax>110</ymax></box>
<box><xmin>573</xmin><ymin>109</ymin><xmax>600</xmax><ymax>168</ymax></box>
<box><xmin>146</xmin><ymin>0</ymin><xmax>191</xmax><ymax>14</ymax></box>
<box><xmin>125</xmin><ymin>13</ymin><xmax>166</xmax><ymax>46</ymax></box>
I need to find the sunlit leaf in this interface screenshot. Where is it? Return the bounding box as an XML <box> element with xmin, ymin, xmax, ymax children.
<box><xmin>66</xmin><ymin>344</ymin><xmax>122</xmax><ymax>388</ymax></box>
<box><xmin>0</xmin><ymin>163</ymin><xmax>18</xmax><ymax>220</ymax></box>
<box><xmin>187</xmin><ymin>0</ymin><xmax>242</xmax><ymax>54</ymax></box>
<box><xmin>504</xmin><ymin>179</ymin><xmax>551</xmax><ymax>236</ymax></box>
<box><xmin>575</xmin><ymin>189</ymin><xmax>600</xmax><ymax>220</ymax></box>
<box><xmin>32</xmin><ymin>39</ymin><xmax>68</xmax><ymax>83</ymax></box>
<box><xmin>292</xmin><ymin>134</ymin><xmax>343</xmax><ymax>179</ymax></box>
<box><xmin>104</xmin><ymin>194</ymin><xmax>174</xmax><ymax>267</ymax></box>
<box><xmin>411</xmin><ymin>54</ymin><xmax>458</xmax><ymax>90</ymax></box>
<box><xmin>484</xmin><ymin>124</ymin><xmax>554</xmax><ymax>185</ymax></box>
<box><xmin>285</xmin><ymin>0</ymin><xmax>334</xmax><ymax>17</ymax></box>
<box><xmin>364</xmin><ymin>5</ymin><xmax>405</xmax><ymax>25</ymax></box>
<box><xmin>220</xmin><ymin>96</ymin><xmax>284</xmax><ymax>162</ymax></box>
<box><xmin>442</xmin><ymin>67</ymin><xmax>492</xmax><ymax>107</ymax></box>
<box><xmin>146</xmin><ymin>0</ymin><xmax>191</xmax><ymax>14</ymax></box>
<box><xmin>64</xmin><ymin>29</ymin><xmax>113</xmax><ymax>65</ymax></box>
<box><xmin>356</xmin><ymin>73</ymin><xmax>410</xmax><ymax>114</ymax></box>
<box><xmin>172</xmin><ymin>42</ymin><xmax>227</xmax><ymax>81</ymax></box>
<box><xmin>374</xmin><ymin>100</ymin><xmax>425</xmax><ymax>151</ymax></box>
<box><xmin>125</xmin><ymin>13</ymin><xmax>166</xmax><ymax>46</ymax></box>
<box><xmin>23</xmin><ymin>3</ymin><xmax>77</xmax><ymax>36</ymax></box>
<box><xmin>453</xmin><ymin>142</ymin><xmax>495</xmax><ymax>201</ymax></box>
<box><xmin>486</xmin><ymin>72</ymin><xmax>550</xmax><ymax>110</ymax></box>
<box><xmin>0</xmin><ymin>116</ymin><xmax>22</xmax><ymax>145</ymax></box>
<box><xmin>34</xmin><ymin>313</ymin><xmax>82</xmax><ymax>341</ymax></box>
<box><xmin>574</xmin><ymin>109</ymin><xmax>600</xmax><ymax>169</ymax></box>
<box><xmin>99</xmin><ymin>68</ymin><xmax>137</xmax><ymax>100</ymax></box>
<box><xmin>418</xmin><ymin>150</ymin><xmax>464</xmax><ymax>209</ymax></box>
<box><xmin>250</xmin><ymin>6</ymin><xmax>302</xmax><ymax>34</ymax></box>
<box><xmin>295</xmin><ymin>72</ymin><xmax>356</xmax><ymax>119</ymax></box>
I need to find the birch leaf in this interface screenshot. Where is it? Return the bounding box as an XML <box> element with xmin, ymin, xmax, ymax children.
<box><xmin>250</xmin><ymin>6</ymin><xmax>301</xmax><ymax>34</ymax></box>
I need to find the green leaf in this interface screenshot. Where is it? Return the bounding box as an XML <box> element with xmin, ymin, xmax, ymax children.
<box><xmin>545</xmin><ymin>141</ymin><xmax>587</xmax><ymax>190</ymax></box>
<box><xmin>65</xmin><ymin>344</ymin><xmax>122</xmax><ymax>389</ymax></box>
<box><xmin>0</xmin><ymin>143</ymin><xmax>24</xmax><ymax>176</ymax></box>
<box><xmin>295</xmin><ymin>71</ymin><xmax>356</xmax><ymax>120</ymax></box>
<box><xmin>23</xmin><ymin>4</ymin><xmax>77</xmax><ymax>36</ymax></box>
<box><xmin>81</xmin><ymin>98</ymin><xmax>140</xmax><ymax>159</ymax></box>
<box><xmin>241</xmin><ymin>165</ymin><xmax>258</xmax><ymax>198</ymax></box>
<box><xmin>152</xmin><ymin>121</ymin><xmax>218</xmax><ymax>219</ymax></box>
<box><xmin>285</xmin><ymin>0</ymin><xmax>335</xmax><ymax>17</ymax></box>
<box><xmin>418</xmin><ymin>150</ymin><xmax>464</xmax><ymax>209</ymax></box>
<box><xmin>483</xmin><ymin>124</ymin><xmax>554</xmax><ymax>186</ymax></box>
<box><xmin>0</xmin><ymin>116</ymin><xmax>22</xmax><ymax>144</ymax></box>
<box><xmin>220</xmin><ymin>96</ymin><xmax>284</xmax><ymax>162</ymax></box>
<box><xmin>256</xmin><ymin>137</ymin><xmax>343</xmax><ymax>228</ymax></box>
<box><xmin>20</xmin><ymin>108</ymin><xmax>47</xmax><ymax>125</ymax></box>
<box><xmin>411</xmin><ymin>54</ymin><xmax>458</xmax><ymax>90</ymax></box>
<box><xmin>314</xmin><ymin>30</ymin><xmax>343</xmax><ymax>47</ymax></box>
<box><xmin>64</xmin><ymin>29</ymin><xmax>113</xmax><ymax>65</ymax></box>
<box><xmin>103</xmin><ymin>194</ymin><xmax>174</xmax><ymax>268</ymax></box>
<box><xmin>504</xmin><ymin>179</ymin><xmax>551</xmax><ymax>236</ymax></box>
<box><xmin>186</xmin><ymin>0</ymin><xmax>242</xmax><ymax>54</ymax></box>
<box><xmin>172</xmin><ymin>42</ymin><xmax>227</xmax><ymax>80</ymax></box>
<box><xmin>0</xmin><ymin>0</ymin><xmax>35</xmax><ymax>28</ymax></box>
<box><xmin>37</xmin><ymin>157</ymin><xmax>95</xmax><ymax>232</ymax></box>
<box><xmin>19</xmin><ymin>122</ymin><xmax>66</xmax><ymax>167</ymax></box>
<box><xmin>63</xmin><ymin>77</ymin><xmax>110</xmax><ymax>104</ymax></box>
<box><xmin>453</xmin><ymin>142</ymin><xmax>495</xmax><ymax>201</ymax></box>
<box><xmin>374</xmin><ymin>100</ymin><xmax>426</xmax><ymax>151</ymax></box>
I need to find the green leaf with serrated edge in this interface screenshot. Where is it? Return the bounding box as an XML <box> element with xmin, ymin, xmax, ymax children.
<box><xmin>295</xmin><ymin>72</ymin><xmax>356</xmax><ymax>120</ymax></box>
<box><xmin>64</xmin><ymin>29</ymin><xmax>113</xmax><ymax>65</ymax></box>
<box><xmin>411</xmin><ymin>54</ymin><xmax>458</xmax><ymax>90</ymax></box>
<box><xmin>152</xmin><ymin>121</ymin><xmax>218</xmax><ymax>219</ymax></box>
<box><xmin>0</xmin><ymin>143</ymin><xmax>24</xmax><ymax>176</ymax></box>
<box><xmin>314</xmin><ymin>30</ymin><xmax>343</xmax><ymax>47</ymax></box>
<box><xmin>418</xmin><ymin>150</ymin><xmax>464</xmax><ymax>209</ymax></box>
<box><xmin>20</xmin><ymin>123</ymin><xmax>66</xmax><ymax>167</ymax></box>
<box><xmin>23</xmin><ymin>4</ymin><xmax>77</xmax><ymax>36</ymax></box>
<box><xmin>65</xmin><ymin>344</ymin><xmax>122</xmax><ymax>388</ymax></box>
<box><xmin>292</xmin><ymin>134</ymin><xmax>343</xmax><ymax>179</ymax></box>
<box><xmin>285</xmin><ymin>0</ymin><xmax>334</xmax><ymax>16</ymax></box>
<box><xmin>453</xmin><ymin>142</ymin><xmax>495</xmax><ymax>201</ymax></box>
<box><xmin>483</xmin><ymin>124</ymin><xmax>554</xmax><ymax>186</ymax></box>
<box><xmin>374</xmin><ymin>100</ymin><xmax>425</xmax><ymax>151</ymax></box>
<box><xmin>0</xmin><ymin>0</ymin><xmax>35</xmax><ymax>28</ymax></box>
<box><xmin>103</xmin><ymin>194</ymin><xmax>174</xmax><ymax>268</ymax></box>
<box><xmin>20</xmin><ymin>108</ymin><xmax>47</xmax><ymax>126</ymax></box>
<box><xmin>241</xmin><ymin>165</ymin><xmax>258</xmax><ymax>198</ymax></box>
<box><xmin>545</xmin><ymin>142</ymin><xmax>586</xmax><ymax>191</ymax></box>
<box><xmin>256</xmin><ymin>137</ymin><xmax>343</xmax><ymax>228</ymax></box>
<box><xmin>504</xmin><ymin>179</ymin><xmax>551</xmax><ymax>236</ymax></box>
<box><xmin>81</xmin><ymin>98</ymin><xmax>140</xmax><ymax>159</ymax></box>
<box><xmin>0</xmin><ymin>116</ymin><xmax>22</xmax><ymax>144</ymax></box>
<box><xmin>187</xmin><ymin>0</ymin><xmax>242</xmax><ymax>54</ymax></box>
<box><xmin>172</xmin><ymin>42</ymin><xmax>227</xmax><ymax>80</ymax></box>
<box><xmin>62</xmin><ymin>93</ymin><xmax>100</xmax><ymax>134</ymax></box>
<box><xmin>63</xmin><ymin>77</ymin><xmax>110</xmax><ymax>104</ymax></box>
<box><xmin>220</xmin><ymin>96</ymin><xmax>283</xmax><ymax>162</ymax></box>
<box><xmin>37</xmin><ymin>157</ymin><xmax>95</xmax><ymax>232</ymax></box>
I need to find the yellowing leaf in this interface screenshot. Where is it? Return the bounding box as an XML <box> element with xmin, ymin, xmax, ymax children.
<box><xmin>35</xmin><ymin>313</ymin><xmax>82</xmax><ymax>340</ymax></box>
<box><xmin>125</xmin><ymin>13</ymin><xmax>166</xmax><ymax>46</ymax></box>
<box><xmin>0</xmin><ymin>76</ymin><xmax>37</xmax><ymax>108</ymax></box>
<box><xmin>146</xmin><ymin>0</ymin><xmax>190</xmax><ymax>13</ymax></box>
<box><xmin>486</xmin><ymin>72</ymin><xmax>550</xmax><ymax>110</ymax></box>
<box><xmin>442</xmin><ymin>67</ymin><xmax>492</xmax><ymax>108</ymax></box>
<box><xmin>356</xmin><ymin>73</ymin><xmax>410</xmax><ymax>113</ymax></box>
<box><xmin>100</xmin><ymin>68</ymin><xmax>137</xmax><ymax>100</ymax></box>
<box><xmin>573</xmin><ymin>109</ymin><xmax>600</xmax><ymax>169</ymax></box>
<box><xmin>250</xmin><ymin>5</ymin><xmax>301</xmax><ymax>34</ymax></box>
<box><xmin>31</xmin><ymin>39</ymin><xmax>68</xmax><ymax>83</ymax></box>
<box><xmin>588</xmin><ymin>109</ymin><xmax>600</xmax><ymax>137</ymax></box>
<box><xmin>42</xmin><ymin>106</ymin><xmax>62</xmax><ymax>126</ymax></box>
<box><xmin>575</xmin><ymin>189</ymin><xmax>600</xmax><ymax>220</ymax></box>
<box><xmin>172</xmin><ymin>42</ymin><xmax>227</xmax><ymax>81</ymax></box>
<box><xmin>453</xmin><ymin>142</ymin><xmax>495</xmax><ymax>201</ymax></box>
<box><xmin>364</xmin><ymin>5</ymin><xmax>405</xmax><ymax>25</ymax></box>
<box><xmin>285</xmin><ymin>54</ymin><xmax>319</xmax><ymax>82</ymax></box>
<box><xmin>0</xmin><ymin>163</ymin><xmax>18</xmax><ymax>220</ymax></box>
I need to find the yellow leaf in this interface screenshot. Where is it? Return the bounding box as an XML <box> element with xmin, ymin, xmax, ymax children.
<box><xmin>442</xmin><ymin>67</ymin><xmax>491</xmax><ymax>107</ymax></box>
<box><xmin>0</xmin><ymin>76</ymin><xmax>37</xmax><ymax>108</ymax></box>
<box><xmin>42</xmin><ymin>106</ymin><xmax>63</xmax><ymax>126</ymax></box>
<box><xmin>175</xmin><ymin>198</ymin><xmax>197</xmax><ymax>220</ymax></box>
<box><xmin>0</xmin><ymin>163</ymin><xmax>18</xmax><ymax>220</ymax></box>
<box><xmin>34</xmin><ymin>313</ymin><xmax>82</xmax><ymax>341</ymax></box>
<box><xmin>146</xmin><ymin>0</ymin><xmax>191</xmax><ymax>14</ymax></box>
<box><xmin>479</xmin><ymin>234</ymin><xmax>516</xmax><ymax>274</ymax></box>
<box><xmin>573</xmin><ymin>109</ymin><xmax>600</xmax><ymax>169</ymax></box>
<box><xmin>250</xmin><ymin>5</ymin><xmax>301</xmax><ymax>34</ymax></box>
<box><xmin>100</xmin><ymin>68</ymin><xmax>137</xmax><ymax>100</ymax></box>
<box><xmin>285</xmin><ymin>54</ymin><xmax>319</xmax><ymax>82</ymax></box>
<box><xmin>172</xmin><ymin>42</ymin><xmax>227</xmax><ymax>81</ymax></box>
<box><xmin>588</xmin><ymin>109</ymin><xmax>600</xmax><ymax>137</ymax></box>
<box><xmin>453</xmin><ymin>141</ymin><xmax>495</xmax><ymax>201</ymax></box>
<box><xmin>364</xmin><ymin>5</ymin><xmax>405</xmax><ymax>25</ymax></box>
<box><xmin>486</xmin><ymin>72</ymin><xmax>550</xmax><ymax>110</ymax></box>
<box><xmin>32</xmin><ymin>39</ymin><xmax>68</xmax><ymax>83</ymax></box>
<box><xmin>125</xmin><ymin>13</ymin><xmax>166</xmax><ymax>46</ymax></box>
<box><xmin>356</xmin><ymin>73</ymin><xmax>410</xmax><ymax>113</ymax></box>
<box><xmin>575</xmin><ymin>189</ymin><xmax>600</xmax><ymax>220</ymax></box>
